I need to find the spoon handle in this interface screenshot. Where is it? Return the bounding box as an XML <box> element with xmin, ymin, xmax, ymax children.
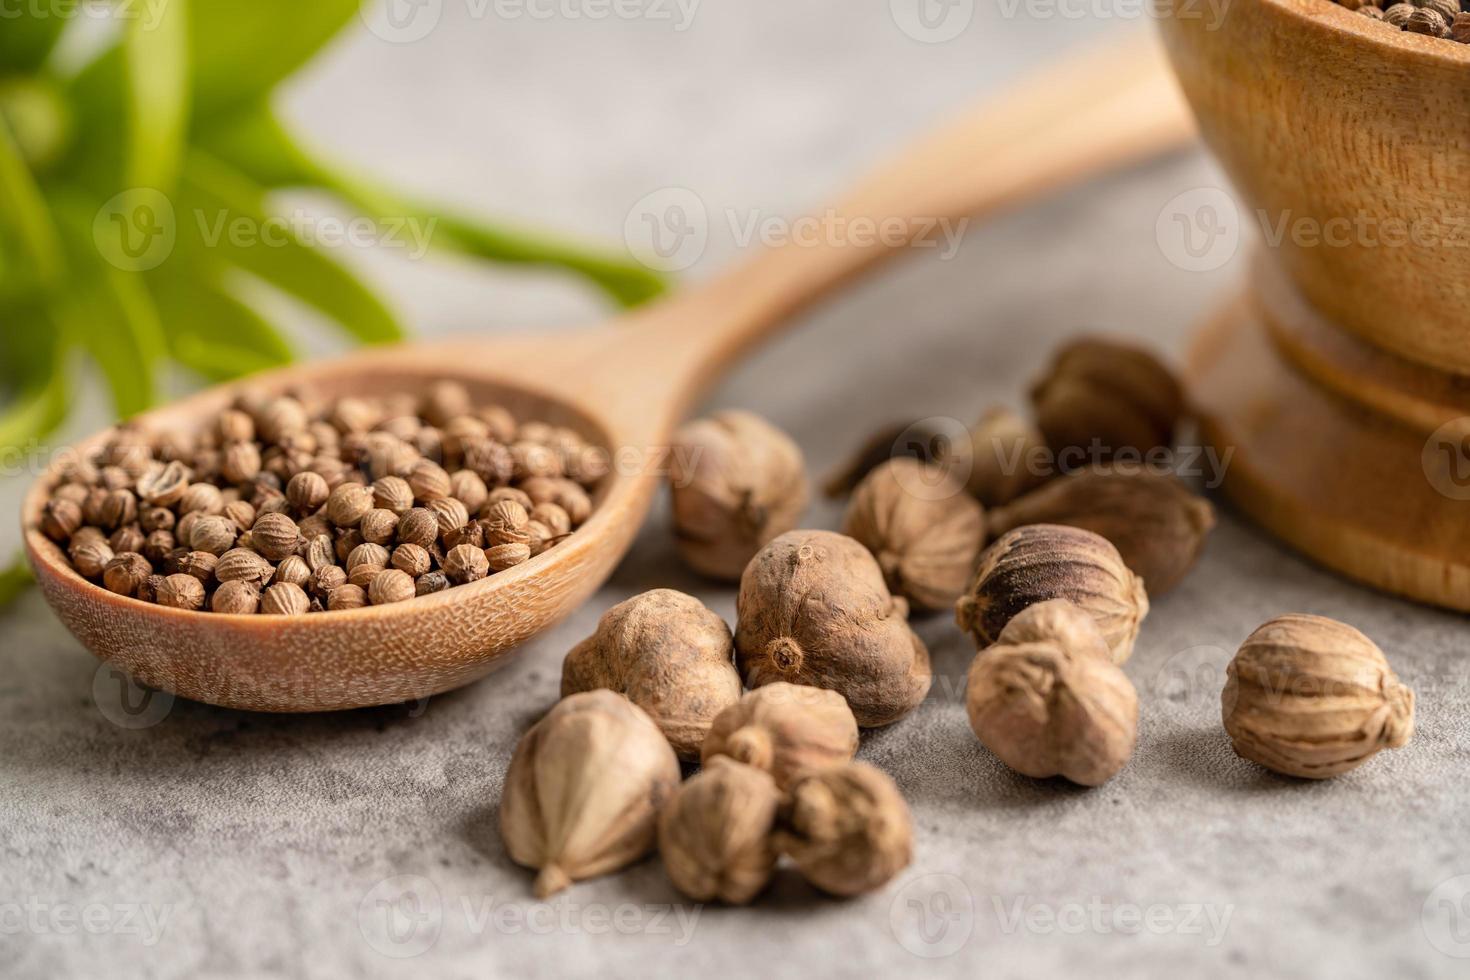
<box><xmin>635</xmin><ymin>28</ymin><xmax>1196</xmax><ymax>401</ymax></box>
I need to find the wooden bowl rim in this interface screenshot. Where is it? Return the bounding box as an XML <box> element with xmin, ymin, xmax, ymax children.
<box><xmin>1261</xmin><ymin>0</ymin><xmax>1470</xmax><ymax>66</ymax></box>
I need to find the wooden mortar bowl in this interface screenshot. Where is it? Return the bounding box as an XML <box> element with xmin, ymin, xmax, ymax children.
<box><xmin>1158</xmin><ymin>0</ymin><xmax>1470</xmax><ymax>608</ymax></box>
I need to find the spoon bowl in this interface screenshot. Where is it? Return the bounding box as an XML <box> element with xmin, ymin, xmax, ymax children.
<box><xmin>21</xmin><ymin>34</ymin><xmax>1194</xmax><ymax>710</ymax></box>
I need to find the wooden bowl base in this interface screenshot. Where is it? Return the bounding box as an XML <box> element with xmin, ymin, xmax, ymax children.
<box><xmin>1189</xmin><ymin>262</ymin><xmax>1470</xmax><ymax>611</ymax></box>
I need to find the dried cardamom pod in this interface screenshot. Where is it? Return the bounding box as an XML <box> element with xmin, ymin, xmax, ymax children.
<box><xmin>669</xmin><ymin>411</ymin><xmax>809</xmax><ymax>581</ymax></box>
<box><xmin>988</xmin><ymin>465</ymin><xmax>1215</xmax><ymax>595</ymax></box>
<box><xmin>965</xmin><ymin>600</ymin><xmax>1138</xmax><ymax>785</ymax></box>
<box><xmin>736</xmin><ymin>530</ymin><xmax>931</xmax><ymax>727</ymax></box>
<box><xmin>1030</xmin><ymin>336</ymin><xmax>1182</xmax><ymax>460</ymax></box>
<box><xmin>821</xmin><ymin>418</ymin><xmax>951</xmax><ymax>498</ymax></box>
<box><xmin>702</xmin><ymin>682</ymin><xmax>859</xmax><ymax>789</ymax></box>
<box><xmin>561</xmin><ymin>590</ymin><xmax>742</xmax><ymax>760</ymax></box>
<box><xmin>957</xmin><ymin>524</ymin><xmax>1148</xmax><ymax>664</ymax></box>
<box><xmin>658</xmin><ymin>758</ymin><xmax>781</xmax><ymax>905</ymax></box>
<box><xmin>958</xmin><ymin>406</ymin><xmax>1051</xmax><ymax>506</ymax></box>
<box><xmin>500</xmin><ymin>691</ymin><xmax>680</xmax><ymax>897</ymax></box>
<box><xmin>841</xmin><ymin>459</ymin><xmax>986</xmax><ymax>612</ymax></box>
<box><xmin>776</xmin><ymin>762</ymin><xmax>913</xmax><ymax>897</ymax></box>
<box><xmin>1222</xmin><ymin>615</ymin><xmax>1414</xmax><ymax>779</ymax></box>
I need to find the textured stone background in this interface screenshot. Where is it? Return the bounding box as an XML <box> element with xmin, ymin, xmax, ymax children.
<box><xmin>4</xmin><ymin>3</ymin><xmax>1468</xmax><ymax>978</ymax></box>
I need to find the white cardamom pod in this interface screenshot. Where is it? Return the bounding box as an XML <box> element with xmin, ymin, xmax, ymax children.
<box><xmin>1222</xmin><ymin>614</ymin><xmax>1414</xmax><ymax>779</ymax></box>
<box><xmin>499</xmin><ymin>690</ymin><xmax>680</xmax><ymax>897</ymax></box>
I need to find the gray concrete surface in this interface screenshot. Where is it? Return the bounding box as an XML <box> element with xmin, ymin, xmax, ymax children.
<box><xmin>4</xmin><ymin>3</ymin><xmax>1469</xmax><ymax>978</ymax></box>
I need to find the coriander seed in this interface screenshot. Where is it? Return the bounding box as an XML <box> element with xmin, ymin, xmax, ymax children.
<box><xmin>274</xmin><ymin>555</ymin><xmax>312</xmax><ymax>588</ymax></box>
<box><xmin>71</xmin><ymin>540</ymin><xmax>115</xmax><ymax>579</ymax></box>
<box><xmin>486</xmin><ymin>542</ymin><xmax>531</xmax><ymax>571</ymax></box>
<box><xmin>212</xmin><ymin>581</ymin><xmax>261</xmax><ymax>615</ymax></box>
<box><xmin>348</xmin><ymin>563</ymin><xmax>385</xmax><ymax>590</ymax></box>
<box><xmin>251</xmin><ymin>513</ymin><xmax>301</xmax><ymax>563</ymax></box>
<box><xmin>326</xmin><ymin>483</ymin><xmax>374</xmax><ymax>527</ymax></box>
<box><xmin>175</xmin><ymin>551</ymin><xmax>219</xmax><ymax>585</ymax></box>
<box><xmin>327</xmin><ymin>584</ymin><xmax>369</xmax><ymax>611</ymax></box>
<box><xmin>408</xmin><ymin>460</ymin><xmax>452</xmax><ymax>502</ymax></box>
<box><xmin>347</xmin><ymin>542</ymin><xmax>391</xmax><ymax>572</ymax></box>
<box><xmin>286</xmin><ymin>471</ymin><xmax>329</xmax><ymax>513</ymax></box>
<box><xmin>444</xmin><ymin>544</ymin><xmax>490</xmax><ymax>584</ymax></box>
<box><xmin>217</xmin><ymin>548</ymin><xmax>274</xmax><ymax>585</ymax></box>
<box><xmin>310</xmin><ymin>565</ymin><xmax>347</xmax><ymax>597</ymax></box>
<box><xmin>359</xmin><ymin>509</ymin><xmax>399</xmax><ymax>546</ymax></box>
<box><xmin>392</xmin><ymin>543</ymin><xmax>432</xmax><ymax>578</ymax></box>
<box><xmin>156</xmin><ymin>574</ymin><xmax>206</xmax><ymax>611</ymax></box>
<box><xmin>416</xmin><ymin>571</ymin><xmax>450</xmax><ymax>596</ymax></box>
<box><xmin>368</xmin><ymin>569</ymin><xmax>416</xmax><ymax>605</ymax></box>
<box><xmin>261</xmin><ymin>582</ymin><xmax>310</xmax><ymax>616</ymax></box>
<box><xmin>41</xmin><ymin>499</ymin><xmax>82</xmax><ymax>542</ymax></box>
<box><xmin>372</xmin><ymin>476</ymin><xmax>415</xmax><ymax>514</ymax></box>
<box><xmin>396</xmin><ymin>508</ymin><xmax>439</xmax><ymax>548</ymax></box>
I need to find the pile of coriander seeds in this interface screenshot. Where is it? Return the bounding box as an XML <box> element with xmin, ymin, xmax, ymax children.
<box><xmin>39</xmin><ymin>382</ymin><xmax>606</xmax><ymax>615</ymax></box>
<box><xmin>1338</xmin><ymin>0</ymin><xmax>1470</xmax><ymax>43</ymax></box>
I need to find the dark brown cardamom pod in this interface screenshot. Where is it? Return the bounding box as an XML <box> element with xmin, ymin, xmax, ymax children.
<box><xmin>988</xmin><ymin>465</ymin><xmax>1215</xmax><ymax>595</ymax></box>
<box><xmin>1030</xmin><ymin>337</ymin><xmax>1182</xmax><ymax>461</ymax></box>
<box><xmin>956</xmin><ymin>524</ymin><xmax>1148</xmax><ymax>664</ymax></box>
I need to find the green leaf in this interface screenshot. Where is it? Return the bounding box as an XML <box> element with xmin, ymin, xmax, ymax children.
<box><xmin>0</xmin><ymin>304</ymin><xmax>68</xmax><ymax>450</ymax></box>
<box><xmin>0</xmin><ymin>13</ymin><xmax>67</xmax><ymax>73</ymax></box>
<box><xmin>49</xmin><ymin>193</ymin><xmax>167</xmax><ymax>418</ymax></box>
<box><xmin>124</xmin><ymin>0</ymin><xmax>191</xmax><ymax>190</ymax></box>
<box><xmin>64</xmin><ymin>269</ymin><xmax>165</xmax><ymax>418</ymax></box>
<box><xmin>193</xmin><ymin>102</ymin><xmax>317</xmax><ymax>187</ymax></box>
<box><xmin>186</xmin><ymin>0</ymin><xmax>360</xmax><ymax>118</ymax></box>
<box><xmin>180</xmin><ymin>149</ymin><xmax>404</xmax><ymax>345</ymax></box>
<box><xmin>0</xmin><ymin>556</ymin><xmax>33</xmax><ymax>613</ymax></box>
<box><xmin>201</xmin><ymin>104</ymin><xmax>668</xmax><ymax>308</ymax></box>
<box><xmin>149</xmin><ymin>266</ymin><xmax>296</xmax><ymax>381</ymax></box>
<box><xmin>0</xmin><ymin>119</ymin><xmax>62</xmax><ymax>284</ymax></box>
<box><xmin>53</xmin><ymin>47</ymin><xmax>127</xmax><ymax>195</ymax></box>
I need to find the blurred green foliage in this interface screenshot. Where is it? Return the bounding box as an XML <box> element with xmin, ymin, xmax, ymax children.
<box><xmin>0</xmin><ymin>0</ymin><xmax>665</xmax><ymax>607</ymax></box>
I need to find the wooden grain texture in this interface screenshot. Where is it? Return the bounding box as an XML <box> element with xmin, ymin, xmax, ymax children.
<box><xmin>21</xmin><ymin>33</ymin><xmax>1195</xmax><ymax>711</ymax></box>
<box><xmin>1159</xmin><ymin>0</ymin><xmax>1470</xmax><ymax>371</ymax></box>
<box><xmin>1189</xmin><ymin>285</ymin><xmax>1470</xmax><ymax>610</ymax></box>
<box><xmin>1162</xmin><ymin>0</ymin><xmax>1470</xmax><ymax>610</ymax></box>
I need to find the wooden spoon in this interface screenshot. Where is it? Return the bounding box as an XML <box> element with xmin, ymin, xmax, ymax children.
<box><xmin>22</xmin><ymin>33</ymin><xmax>1194</xmax><ymax>711</ymax></box>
